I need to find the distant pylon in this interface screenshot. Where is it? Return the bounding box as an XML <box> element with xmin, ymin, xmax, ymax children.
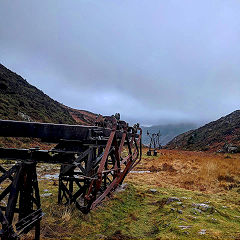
<box><xmin>146</xmin><ymin>130</ymin><xmax>162</xmax><ymax>156</ymax></box>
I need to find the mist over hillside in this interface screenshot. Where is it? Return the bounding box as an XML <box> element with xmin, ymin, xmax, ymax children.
<box><xmin>141</xmin><ymin>123</ymin><xmax>198</xmax><ymax>146</ymax></box>
<box><xmin>166</xmin><ymin>110</ymin><xmax>240</xmax><ymax>151</ymax></box>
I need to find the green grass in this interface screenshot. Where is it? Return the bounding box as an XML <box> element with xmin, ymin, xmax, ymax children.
<box><xmin>35</xmin><ymin>181</ymin><xmax>240</xmax><ymax>240</ymax></box>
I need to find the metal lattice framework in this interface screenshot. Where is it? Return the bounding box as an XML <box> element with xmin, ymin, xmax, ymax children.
<box><xmin>0</xmin><ymin>115</ymin><xmax>142</xmax><ymax>239</ymax></box>
<box><xmin>146</xmin><ymin>130</ymin><xmax>161</xmax><ymax>156</ymax></box>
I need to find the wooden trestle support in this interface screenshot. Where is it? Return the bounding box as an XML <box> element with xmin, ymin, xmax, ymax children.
<box><xmin>0</xmin><ymin>115</ymin><xmax>142</xmax><ymax>239</ymax></box>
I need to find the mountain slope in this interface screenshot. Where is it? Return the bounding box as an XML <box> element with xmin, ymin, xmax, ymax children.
<box><xmin>142</xmin><ymin>123</ymin><xmax>197</xmax><ymax>146</ymax></box>
<box><xmin>65</xmin><ymin>107</ymin><xmax>97</xmax><ymax>125</ymax></box>
<box><xmin>0</xmin><ymin>63</ymin><xmax>96</xmax><ymax>125</ymax></box>
<box><xmin>166</xmin><ymin>110</ymin><xmax>240</xmax><ymax>151</ymax></box>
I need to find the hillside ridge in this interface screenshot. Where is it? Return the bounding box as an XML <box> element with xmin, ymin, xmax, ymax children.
<box><xmin>0</xmin><ymin>63</ymin><xmax>96</xmax><ymax>125</ymax></box>
<box><xmin>166</xmin><ymin>110</ymin><xmax>240</xmax><ymax>151</ymax></box>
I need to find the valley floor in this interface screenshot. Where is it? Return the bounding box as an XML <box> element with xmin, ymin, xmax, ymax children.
<box><xmin>20</xmin><ymin>148</ymin><xmax>240</xmax><ymax>239</ymax></box>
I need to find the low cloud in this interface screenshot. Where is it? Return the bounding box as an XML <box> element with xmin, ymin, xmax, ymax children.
<box><xmin>1</xmin><ymin>0</ymin><xmax>240</xmax><ymax>126</ymax></box>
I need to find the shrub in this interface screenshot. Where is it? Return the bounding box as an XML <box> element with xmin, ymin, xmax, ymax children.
<box><xmin>0</xmin><ymin>82</ymin><xmax>8</xmax><ymax>90</ymax></box>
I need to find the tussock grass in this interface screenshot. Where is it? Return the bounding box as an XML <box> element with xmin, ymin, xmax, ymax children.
<box><xmin>14</xmin><ymin>149</ymin><xmax>240</xmax><ymax>239</ymax></box>
<box><xmin>128</xmin><ymin>149</ymin><xmax>240</xmax><ymax>193</ymax></box>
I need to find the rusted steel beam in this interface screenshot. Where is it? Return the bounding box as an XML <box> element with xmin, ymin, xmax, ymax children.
<box><xmin>0</xmin><ymin>119</ymin><xmax>139</xmax><ymax>142</ymax></box>
<box><xmin>0</xmin><ymin>148</ymin><xmax>76</xmax><ymax>163</ymax></box>
<box><xmin>0</xmin><ymin>120</ymin><xmax>104</xmax><ymax>142</ymax></box>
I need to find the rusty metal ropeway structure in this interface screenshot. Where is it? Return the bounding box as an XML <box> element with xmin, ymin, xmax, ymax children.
<box><xmin>0</xmin><ymin>114</ymin><xmax>142</xmax><ymax>239</ymax></box>
<box><xmin>146</xmin><ymin>130</ymin><xmax>161</xmax><ymax>156</ymax></box>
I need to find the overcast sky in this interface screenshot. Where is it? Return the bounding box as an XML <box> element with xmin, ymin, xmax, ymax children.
<box><xmin>0</xmin><ymin>0</ymin><xmax>240</xmax><ymax>126</ymax></box>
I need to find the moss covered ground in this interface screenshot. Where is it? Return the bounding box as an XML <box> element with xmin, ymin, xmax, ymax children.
<box><xmin>21</xmin><ymin>148</ymin><xmax>240</xmax><ymax>239</ymax></box>
<box><xmin>32</xmin><ymin>180</ymin><xmax>240</xmax><ymax>240</ymax></box>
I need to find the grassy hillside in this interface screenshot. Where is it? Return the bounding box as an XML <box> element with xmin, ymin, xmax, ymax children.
<box><xmin>166</xmin><ymin>111</ymin><xmax>240</xmax><ymax>151</ymax></box>
<box><xmin>0</xmin><ymin>64</ymin><xmax>77</xmax><ymax>124</ymax></box>
<box><xmin>66</xmin><ymin>107</ymin><xmax>97</xmax><ymax>125</ymax></box>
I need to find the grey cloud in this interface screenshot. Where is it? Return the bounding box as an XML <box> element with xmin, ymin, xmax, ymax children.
<box><xmin>1</xmin><ymin>0</ymin><xmax>240</xmax><ymax>126</ymax></box>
